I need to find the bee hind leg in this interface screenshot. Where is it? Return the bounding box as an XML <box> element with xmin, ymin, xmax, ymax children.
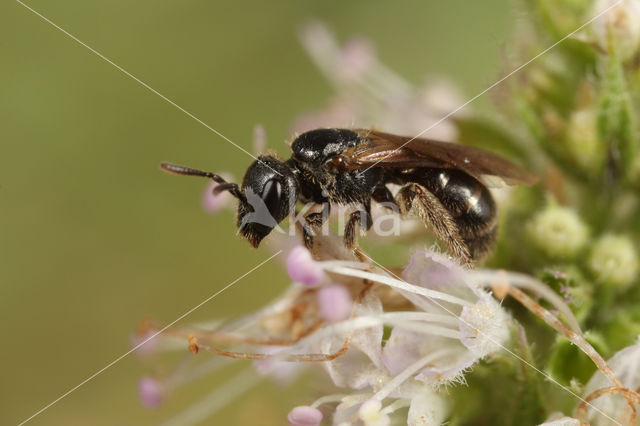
<box><xmin>395</xmin><ymin>183</ymin><xmax>473</xmax><ymax>267</ymax></box>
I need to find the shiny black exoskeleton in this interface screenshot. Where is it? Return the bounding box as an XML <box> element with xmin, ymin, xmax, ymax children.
<box><xmin>161</xmin><ymin>127</ymin><xmax>535</xmax><ymax>265</ymax></box>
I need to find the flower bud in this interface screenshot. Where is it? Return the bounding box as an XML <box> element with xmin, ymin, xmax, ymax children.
<box><xmin>138</xmin><ymin>377</ymin><xmax>165</xmax><ymax>409</ymax></box>
<box><xmin>286</xmin><ymin>246</ymin><xmax>325</xmax><ymax>286</ymax></box>
<box><xmin>287</xmin><ymin>406</ymin><xmax>323</xmax><ymax>426</ymax></box>
<box><xmin>588</xmin><ymin>234</ymin><xmax>639</xmax><ymax>288</ymax></box>
<box><xmin>359</xmin><ymin>399</ymin><xmax>390</xmax><ymax>426</ymax></box>
<box><xmin>317</xmin><ymin>284</ymin><xmax>352</xmax><ymax>322</ymax></box>
<box><xmin>592</xmin><ymin>0</ymin><xmax>640</xmax><ymax>61</ymax></box>
<box><xmin>565</xmin><ymin>108</ymin><xmax>605</xmax><ymax>173</ymax></box>
<box><xmin>527</xmin><ymin>206</ymin><xmax>589</xmax><ymax>258</ymax></box>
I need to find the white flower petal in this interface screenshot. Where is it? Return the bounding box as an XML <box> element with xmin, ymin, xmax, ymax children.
<box><xmin>408</xmin><ymin>389</ymin><xmax>448</xmax><ymax>426</ymax></box>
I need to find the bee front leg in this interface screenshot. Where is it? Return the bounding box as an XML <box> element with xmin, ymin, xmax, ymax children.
<box><xmin>301</xmin><ymin>204</ymin><xmax>331</xmax><ymax>249</ymax></box>
<box><xmin>396</xmin><ymin>183</ymin><xmax>472</xmax><ymax>266</ymax></box>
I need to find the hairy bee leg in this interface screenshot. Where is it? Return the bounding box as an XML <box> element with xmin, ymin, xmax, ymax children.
<box><xmin>396</xmin><ymin>183</ymin><xmax>473</xmax><ymax>266</ymax></box>
<box><xmin>343</xmin><ymin>203</ymin><xmax>372</xmax><ymax>255</ymax></box>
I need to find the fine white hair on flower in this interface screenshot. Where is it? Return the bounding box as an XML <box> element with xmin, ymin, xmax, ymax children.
<box><xmin>581</xmin><ymin>336</ymin><xmax>640</xmax><ymax>425</ymax></box>
<box><xmin>459</xmin><ymin>295</ymin><xmax>510</xmax><ymax>357</ymax></box>
<box><xmin>314</xmin><ymin>249</ymin><xmax>511</xmax><ymax>419</ymax></box>
<box><xmin>323</xmin><ymin>250</ymin><xmax>511</xmax><ymax>386</ymax></box>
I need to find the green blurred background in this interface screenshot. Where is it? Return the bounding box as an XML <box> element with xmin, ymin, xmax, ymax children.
<box><xmin>2</xmin><ymin>1</ymin><xmax>515</xmax><ymax>424</ymax></box>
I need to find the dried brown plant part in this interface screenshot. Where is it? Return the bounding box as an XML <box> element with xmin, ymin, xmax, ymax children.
<box><xmin>188</xmin><ymin>334</ymin><xmax>199</xmax><ymax>354</ymax></box>
<box><xmin>187</xmin><ymin>279</ymin><xmax>375</xmax><ymax>363</ymax></box>
<box><xmin>575</xmin><ymin>386</ymin><xmax>640</xmax><ymax>425</ymax></box>
<box><xmin>481</xmin><ymin>269</ymin><xmax>581</xmax><ymax>333</ymax></box>
<box><xmin>166</xmin><ymin>319</ymin><xmax>325</xmax><ymax>348</ymax></box>
<box><xmin>507</xmin><ymin>285</ymin><xmax>620</xmax><ymax>388</ymax></box>
<box><xmin>197</xmin><ymin>341</ymin><xmax>350</xmax><ymax>362</ymax></box>
<box><xmin>163</xmin><ymin>286</ymin><xmax>325</xmax><ymax>347</ymax></box>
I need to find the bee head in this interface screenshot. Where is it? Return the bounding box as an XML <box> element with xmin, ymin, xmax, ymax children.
<box><xmin>160</xmin><ymin>156</ymin><xmax>298</xmax><ymax>248</ymax></box>
<box><xmin>237</xmin><ymin>155</ymin><xmax>298</xmax><ymax>247</ymax></box>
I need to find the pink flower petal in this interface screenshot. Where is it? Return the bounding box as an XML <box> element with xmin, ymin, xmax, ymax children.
<box><xmin>286</xmin><ymin>246</ymin><xmax>325</xmax><ymax>286</ymax></box>
<box><xmin>317</xmin><ymin>284</ymin><xmax>352</xmax><ymax>322</ymax></box>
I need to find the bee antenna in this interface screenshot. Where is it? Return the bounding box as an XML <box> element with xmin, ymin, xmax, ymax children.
<box><xmin>160</xmin><ymin>162</ymin><xmax>246</xmax><ymax>202</ymax></box>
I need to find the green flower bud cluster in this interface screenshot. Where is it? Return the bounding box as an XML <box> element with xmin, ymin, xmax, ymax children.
<box><xmin>527</xmin><ymin>205</ymin><xmax>589</xmax><ymax>259</ymax></box>
<box><xmin>588</xmin><ymin>234</ymin><xmax>639</xmax><ymax>288</ymax></box>
<box><xmin>473</xmin><ymin>1</ymin><xmax>640</xmax><ymax>420</ymax></box>
<box><xmin>424</xmin><ymin>2</ymin><xmax>640</xmax><ymax>422</ymax></box>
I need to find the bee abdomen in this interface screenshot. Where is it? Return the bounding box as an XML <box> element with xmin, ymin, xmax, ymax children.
<box><xmin>420</xmin><ymin>169</ymin><xmax>498</xmax><ymax>260</ymax></box>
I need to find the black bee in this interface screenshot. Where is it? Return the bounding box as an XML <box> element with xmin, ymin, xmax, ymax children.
<box><xmin>161</xmin><ymin>128</ymin><xmax>536</xmax><ymax>265</ymax></box>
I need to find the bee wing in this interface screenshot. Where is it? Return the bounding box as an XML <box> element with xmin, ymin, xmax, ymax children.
<box><xmin>343</xmin><ymin>129</ymin><xmax>538</xmax><ymax>188</ymax></box>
